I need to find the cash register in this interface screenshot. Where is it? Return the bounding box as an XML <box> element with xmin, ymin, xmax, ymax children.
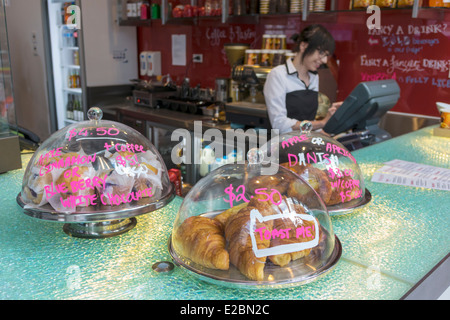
<box><xmin>323</xmin><ymin>79</ymin><xmax>400</xmax><ymax>150</ymax></box>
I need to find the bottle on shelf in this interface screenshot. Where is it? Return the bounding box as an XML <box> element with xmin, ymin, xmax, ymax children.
<box><xmin>73</xmin><ymin>95</ymin><xmax>83</xmax><ymax>121</ymax></box>
<box><xmin>73</xmin><ymin>30</ymin><xmax>78</xmax><ymax>47</ymax></box>
<box><xmin>63</xmin><ymin>32</ymin><xmax>73</xmax><ymax>47</ymax></box>
<box><xmin>75</xmin><ymin>70</ymin><xmax>80</xmax><ymax>88</ymax></box>
<box><xmin>78</xmin><ymin>97</ymin><xmax>84</xmax><ymax>121</ymax></box>
<box><xmin>140</xmin><ymin>1</ymin><xmax>149</xmax><ymax>19</ymax></box>
<box><xmin>73</xmin><ymin>49</ymin><xmax>80</xmax><ymax>66</ymax></box>
<box><xmin>68</xmin><ymin>70</ymin><xmax>80</xmax><ymax>88</ymax></box>
<box><xmin>73</xmin><ymin>96</ymin><xmax>78</xmax><ymax>121</ymax></box>
<box><xmin>66</xmin><ymin>94</ymin><xmax>74</xmax><ymax>120</ymax></box>
<box><xmin>68</xmin><ymin>71</ymin><xmax>74</xmax><ymax>88</ymax></box>
<box><xmin>63</xmin><ymin>2</ymin><xmax>70</xmax><ymax>25</ymax></box>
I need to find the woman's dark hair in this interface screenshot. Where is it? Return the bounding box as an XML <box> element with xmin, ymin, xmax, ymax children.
<box><xmin>291</xmin><ymin>24</ymin><xmax>335</xmax><ymax>61</ymax></box>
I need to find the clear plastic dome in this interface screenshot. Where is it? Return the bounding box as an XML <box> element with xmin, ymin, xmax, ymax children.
<box><xmin>17</xmin><ymin>107</ymin><xmax>174</xmax><ymax>236</ymax></box>
<box><xmin>262</xmin><ymin>122</ymin><xmax>370</xmax><ymax>215</ymax></box>
<box><xmin>169</xmin><ymin>149</ymin><xmax>341</xmax><ymax>288</ymax></box>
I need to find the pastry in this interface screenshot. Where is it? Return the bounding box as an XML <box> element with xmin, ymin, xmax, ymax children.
<box><xmin>55</xmin><ymin>166</ymin><xmax>95</xmax><ymax>206</ymax></box>
<box><xmin>269</xmin><ymin>204</ymin><xmax>317</xmax><ymax>267</ymax></box>
<box><xmin>22</xmin><ymin>152</ymin><xmax>79</xmax><ymax>206</ymax></box>
<box><xmin>132</xmin><ymin>151</ymin><xmax>164</xmax><ymax>198</ymax></box>
<box><xmin>22</xmin><ymin>169</ymin><xmax>53</xmax><ymax>205</ymax></box>
<box><xmin>327</xmin><ymin>174</ymin><xmax>362</xmax><ymax>205</ymax></box>
<box><xmin>96</xmin><ymin>169</ymin><xmax>135</xmax><ymax>205</ymax></box>
<box><xmin>214</xmin><ymin>202</ymin><xmax>247</xmax><ymax>229</ymax></box>
<box><xmin>174</xmin><ymin>216</ymin><xmax>229</xmax><ymax>270</ymax></box>
<box><xmin>284</xmin><ymin>163</ymin><xmax>332</xmax><ymax>205</ymax></box>
<box><xmin>224</xmin><ymin>196</ymin><xmax>277</xmax><ymax>281</ymax></box>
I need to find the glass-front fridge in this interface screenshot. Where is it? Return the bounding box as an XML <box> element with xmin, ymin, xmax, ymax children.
<box><xmin>46</xmin><ymin>0</ymin><xmax>85</xmax><ymax>130</ymax></box>
<box><xmin>0</xmin><ymin>0</ymin><xmax>21</xmax><ymax>172</ymax></box>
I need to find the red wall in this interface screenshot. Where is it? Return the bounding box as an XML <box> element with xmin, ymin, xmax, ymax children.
<box><xmin>137</xmin><ymin>7</ymin><xmax>450</xmax><ymax>117</ymax></box>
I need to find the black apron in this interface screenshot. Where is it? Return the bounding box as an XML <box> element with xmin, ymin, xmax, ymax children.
<box><xmin>286</xmin><ymin>89</ymin><xmax>318</xmax><ymax>121</ymax></box>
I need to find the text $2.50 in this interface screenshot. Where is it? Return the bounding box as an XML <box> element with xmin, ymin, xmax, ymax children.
<box><xmin>223</xmin><ymin>184</ymin><xmax>282</xmax><ymax>208</ymax></box>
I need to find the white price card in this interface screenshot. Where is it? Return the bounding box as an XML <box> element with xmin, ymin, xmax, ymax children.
<box><xmin>171</xmin><ymin>34</ymin><xmax>186</xmax><ymax>66</ymax></box>
<box><xmin>371</xmin><ymin>159</ymin><xmax>450</xmax><ymax>191</ymax></box>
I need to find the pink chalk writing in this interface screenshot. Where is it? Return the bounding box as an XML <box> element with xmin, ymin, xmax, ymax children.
<box><xmin>68</xmin><ymin>127</ymin><xmax>120</xmax><ymax>141</ymax></box>
<box><xmin>44</xmin><ymin>174</ymin><xmax>106</xmax><ymax>200</ymax></box>
<box><xmin>103</xmin><ymin>142</ymin><xmax>146</xmax><ymax>154</ymax></box>
<box><xmin>330</xmin><ymin>178</ymin><xmax>360</xmax><ymax>190</ymax></box>
<box><xmin>223</xmin><ymin>185</ymin><xmax>282</xmax><ymax>208</ymax></box>
<box><xmin>361</xmin><ymin>72</ymin><xmax>397</xmax><ymax>82</ymax></box>
<box><xmin>325</xmin><ymin>143</ymin><xmax>356</xmax><ymax>164</ymax></box>
<box><xmin>339</xmin><ymin>188</ymin><xmax>363</xmax><ymax>203</ymax></box>
<box><xmin>38</xmin><ymin>147</ymin><xmax>63</xmax><ymax>166</ymax></box>
<box><xmin>281</xmin><ymin>134</ymin><xmax>308</xmax><ymax>149</ymax></box>
<box><xmin>116</xmin><ymin>153</ymin><xmax>139</xmax><ymax>167</ymax></box>
<box><xmin>39</xmin><ymin>154</ymin><xmax>97</xmax><ymax>177</ymax></box>
<box><xmin>327</xmin><ymin>167</ymin><xmax>354</xmax><ymax>179</ymax></box>
<box><xmin>59</xmin><ymin>188</ymin><xmax>153</xmax><ymax>208</ymax></box>
<box><xmin>327</xmin><ymin>167</ymin><xmax>363</xmax><ymax>203</ymax></box>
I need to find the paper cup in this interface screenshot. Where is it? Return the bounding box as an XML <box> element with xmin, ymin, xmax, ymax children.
<box><xmin>436</xmin><ymin>102</ymin><xmax>450</xmax><ymax>129</ymax></box>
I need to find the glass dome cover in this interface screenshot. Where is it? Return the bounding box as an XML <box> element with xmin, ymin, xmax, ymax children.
<box><xmin>17</xmin><ymin>107</ymin><xmax>174</xmax><ymax>229</ymax></box>
<box><xmin>169</xmin><ymin>149</ymin><xmax>341</xmax><ymax>288</ymax></box>
<box><xmin>262</xmin><ymin>122</ymin><xmax>371</xmax><ymax>215</ymax></box>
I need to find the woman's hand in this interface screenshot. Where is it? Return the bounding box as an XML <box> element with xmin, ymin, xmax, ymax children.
<box><xmin>291</xmin><ymin>101</ymin><xmax>343</xmax><ymax>132</ymax></box>
<box><xmin>324</xmin><ymin>101</ymin><xmax>342</xmax><ymax>121</ymax></box>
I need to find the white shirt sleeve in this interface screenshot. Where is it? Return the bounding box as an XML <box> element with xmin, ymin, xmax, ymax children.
<box><xmin>263</xmin><ymin>68</ymin><xmax>297</xmax><ymax>134</ymax></box>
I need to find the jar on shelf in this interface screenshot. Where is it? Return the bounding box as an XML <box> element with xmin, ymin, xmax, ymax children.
<box><xmin>290</xmin><ymin>0</ymin><xmax>302</xmax><ymax>13</ymax></box>
<box><xmin>277</xmin><ymin>0</ymin><xmax>289</xmax><ymax>13</ymax></box>
<box><xmin>260</xmin><ymin>0</ymin><xmax>270</xmax><ymax>14</ymax></box>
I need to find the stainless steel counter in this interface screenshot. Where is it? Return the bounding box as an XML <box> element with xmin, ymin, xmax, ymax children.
<box><xmin>100</xmin><ymin>101</ymin><xmax>232</xmax><ymax>134</ymax></box>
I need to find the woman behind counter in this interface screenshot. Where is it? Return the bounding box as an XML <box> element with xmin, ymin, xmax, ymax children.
<box><xmin>264</xmin><ymin>24</ymin><xmax>342</xmax><ymax>134</ymax></box>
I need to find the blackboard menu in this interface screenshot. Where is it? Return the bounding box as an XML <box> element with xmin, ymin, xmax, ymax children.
<box><xmin>336</xmin><ymin>10</ymin><xmax>450</xmax><ymax>117</ymax></box>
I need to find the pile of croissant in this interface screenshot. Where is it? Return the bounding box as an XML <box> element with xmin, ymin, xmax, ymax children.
<box><xmin>172</xmin><ymin>171</ymin><xmax>322</xmax><ymax>281</ymax></box>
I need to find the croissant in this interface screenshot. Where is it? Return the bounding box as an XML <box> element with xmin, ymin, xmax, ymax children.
<box><xmin>269</xmin><ymin>213</ymin><xmax>317</xmax><ymax>267</ymax></box>
<box><xmin>224</xmin><ymin>196</ymin><xmax>277</xmax><ymax>281</ymax></box>
<box><xmin>174</xmin><ymin>216</ymin><xmax>229</xmax><ymax>270</ymax></box>
<box><xmin>214</xmin><ymin>202</ymin><xmax>247</xmax><ymax>229</ymax></box>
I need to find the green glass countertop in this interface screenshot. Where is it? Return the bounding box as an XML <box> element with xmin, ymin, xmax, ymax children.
<box><xmin>0</xmin><ymin>126</ymin><xmax>449</xmax><ymax>300</ymax></box>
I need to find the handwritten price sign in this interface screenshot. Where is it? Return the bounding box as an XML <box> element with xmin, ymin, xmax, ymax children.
<box><xmin>223</xmin><ymin>184</ymin><xmax>282</xmax><ymax>208</ymax></box>
<box><xmin>68</xmin><ymin>127</ymin><xmax>120</xmax><ymax>141</ymax></box>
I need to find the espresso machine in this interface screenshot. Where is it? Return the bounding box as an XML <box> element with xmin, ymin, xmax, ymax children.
<box><xmin>223</xmin><ymin>43</ymin><xmax>272</xmax><ymax>129</ymax></box>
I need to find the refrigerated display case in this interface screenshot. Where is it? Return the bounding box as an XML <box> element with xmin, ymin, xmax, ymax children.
<box><xmin>0</xmin><ymin>0</ymin><xmax>21</xmax><ymax>173</ymax></box>
<box><xmin>45</xmin><ymin>0</ymin><xmax>138</xmax><ymax>131</ymax></box>
<box><xmin>46</xmin><ymin>0</ymin><xmax>85</xmax><ymax>129</ymax></box>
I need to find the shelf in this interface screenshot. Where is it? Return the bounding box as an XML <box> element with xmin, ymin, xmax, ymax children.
<box><xmin>62</xmin><ymin>64</ymin><xmax>80</xmax><ymax>69</ymax></box>
<box><xmin>64</xmin><ymin>88</ymin><xmax>82</xmax><ymax>94</ymax></box>
<box><xmin>118</xmin><ymin>18</ymin><xmax>153</xmax><ymax>26</ymax></box>
<box><xmin>62</xmin><ymin>46</ymin><xmax>79</xmax><ymax>50</ymax></box>
<box><xmin>58</xmin><ymin>24</ymin><xmax>78</xmax><ymax>29</ymax></box>
<box><xmin>158</xmin><ymin>0</ymin><xmax>449</xmax><ymax>25</ymax></box>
